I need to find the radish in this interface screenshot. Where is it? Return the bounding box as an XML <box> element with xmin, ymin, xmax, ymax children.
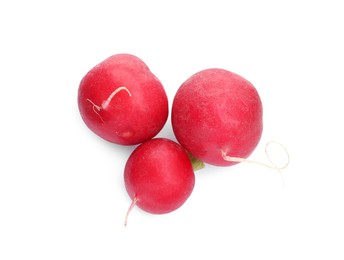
<box><xmin>78</xmin><ymin>53</ymin><xmax>168</xmax><ymax>145</ymax></box>
<box><xmin>124</xmin><ymin>138</ymin><xmax>195</xmax><ymax>225</ymax></box>
<box><xmin>171</xmin><ymin>68</ymin><xmax>263</xmax><ymax>167</ymax></box>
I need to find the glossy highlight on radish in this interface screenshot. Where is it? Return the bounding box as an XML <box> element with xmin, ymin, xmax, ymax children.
<box><xmin>78</xmin><ymin>53</ymin><xmax>168</xmax><ymax>145</ymax></box>
<box><xmin>172</xmin><ymin>68</ymin><xmax>263</xmax><ymax>166</ymax></box>
<box><xmin>124</xmin><ymin>138</ymin><xmax>195</xmax><ymax>225</ymax></box>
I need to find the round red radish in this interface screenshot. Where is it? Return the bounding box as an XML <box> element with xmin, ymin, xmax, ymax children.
<box><xmin>171</xmin><ymin>68</ymin><xmax>263</xmax><ymax>167</ymax></box>
<box><xmin>124</xmin><ymin>138</ymin><xmax>195</xmax><ymax>221</ymax></box>
<box><xmin>78</xmin><ymin>53</ymin><xmax>168</xmax><ymax>145</ymax></box>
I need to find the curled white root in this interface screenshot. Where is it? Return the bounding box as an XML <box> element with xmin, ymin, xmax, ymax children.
<box><xmin>222</xmin><ymin>141</ymin><xmax>290</xmax><ymax>188</ymax></box>
<box><xmin>86</xmin><ymin>86</ymin><xmax>132</xmax><ymax>122</ymax></box>
<box><xmin>222</xmin><ymin>141</ymin><xmax>289</xmax><ymax>170</ymax></box>
<box><xmin>101</xmin><ymin>86</ymin><xmax>132</xmax><ymax>109</ymax></box>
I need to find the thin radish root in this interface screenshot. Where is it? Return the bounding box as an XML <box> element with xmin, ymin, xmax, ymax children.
<box><xmin>263</xmin><ymin>141</ymin><xmax>290</xmax><ymax>170</ymax></box>
<box><xmin>86</xmin><ymin>86</ymin><xmax>131</xmax><ymax>112</ymax></box>
<box><xmin>86</xmin><ymin>98</ymin><xmax>104</xmax><ymax>122</ymax></box>
<box><xmin>222</xmin><ymin>141</ymin><xmax>289</xmax><ymax>188</ymax></box>
<box><xmin>102</xmin><ymin>86</ymin><xmax>132</xmax><ymax>109</ymax></box>
<box><xmin>124</xmin><ymin>196</ymin><xmax>138</xmax><ymax>227</ymax></box>
<box><xmin>221</xmin><ymin>141</ymin><xmax>289</xmax><ymax>170</ymax></box>
<box><xmin>86</xmin><ymin>86</ymin><xmax>132</xmax><ymax>122</ymax></box>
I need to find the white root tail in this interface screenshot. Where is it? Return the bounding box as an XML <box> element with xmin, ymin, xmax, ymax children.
<box><xmin>124</xmin><ymin>196</ymin><xmax>138</xmax><ymax>227</ymax></box>
<box><xmin>86</xmin><ymin>86</ymin><xmax>132</xmax><ymax>122</ymax></box>
<box><xmin>101</xmin><ymin>86</ymin><xmax>132</xmax><ymax>109</ymax></box>
<box><xmin>86</xmin><ymin>98</ymin><xmax>103</xmax><ymax>122</ymax></box>
<box><xmin>221</xmin><ymin>141</ymin><xmax>290</xmax><ymax>170</ymax></box>
<box><xmin>222</xmin><ymin>141</ymin><xmax>290</xmax><ymax>189</ymax></box>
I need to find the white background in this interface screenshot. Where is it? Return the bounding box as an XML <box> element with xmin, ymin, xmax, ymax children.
<box><xmin>1</xmin><ymin>0</ymin><xmax>343</xmax><ymax>259</ymax></box>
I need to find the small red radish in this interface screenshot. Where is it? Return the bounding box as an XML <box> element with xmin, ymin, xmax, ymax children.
<box><xmin>124</xmin><ymin>138</ymin><xmax>195</xmax><ymax>225</ymax></box>
<box><xmin>78</xmin><ymin>53</ymin><xmax>168</xmax><ymax>145</ymax></box>
<box><xmin>171</xmin><ymin>68</ymin><xmax>263</xmax><ymax>167</ymax></box>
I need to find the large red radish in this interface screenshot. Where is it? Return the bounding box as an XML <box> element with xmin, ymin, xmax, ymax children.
<box><xmin>171</xmin><ymin>68</ymin><xmax>263</xmax><ymax>167</ymax></box>
<box><xmin>78</xmin><ymin>53</ymin><xmax>168</xmax><ymax>145</ymax></box>
<box><xmin>124</xmin><ymin>138</ymin><xmax>195</xmax><ymax>225</ymax></box>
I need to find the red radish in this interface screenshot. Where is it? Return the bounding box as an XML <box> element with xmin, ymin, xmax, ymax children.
<box><xmin>78</xmin><ymin>54</ymin><xmax>168</xmax><ymax>145</ymax></box>
<box><xmin>124</xmin><ymin>138</ymin><xmax>195</xmax><ymax>225</ymax></box>
<box><xmin>171</xmin><ymin>68</ymin><xmax>263</xmax><ymax>167</ymax></box>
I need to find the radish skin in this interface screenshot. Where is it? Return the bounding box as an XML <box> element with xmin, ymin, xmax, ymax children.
<box><xmin>172</xmin><ymin>68</ymin><xmax>263</xmax><ymax>166</ymax></box>
<box><xmin>124</xmin><ymin>138</ymin><xmax>195</xmax><ymax>224</ymax></box>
